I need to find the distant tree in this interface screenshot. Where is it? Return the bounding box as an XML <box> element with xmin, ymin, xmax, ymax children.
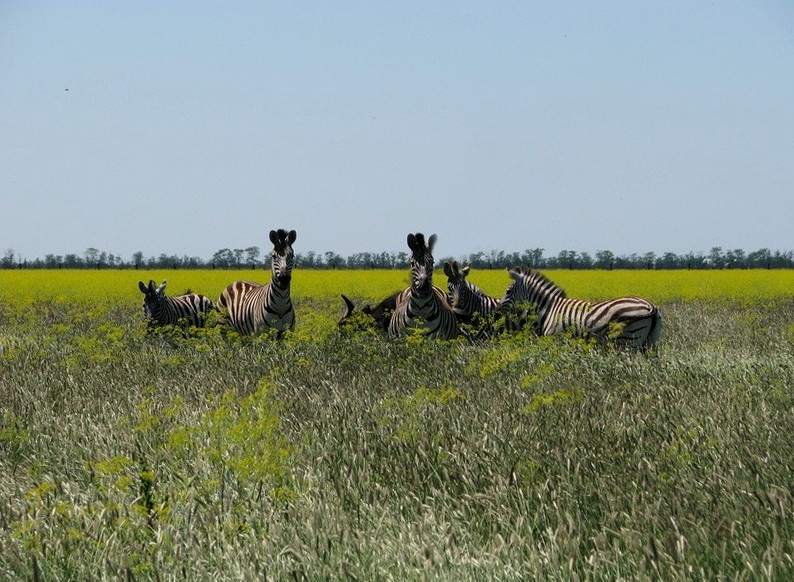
<box><xmin>63</xmin><ymin>254</ymin><xmax>82</xmax><ymax>268</ymax></box>
<box><xmin>324</xmin><ymin>251</ymin><xmax>344</xmax><ymax>269</ymax></box>
<box><xmin>233</xmin><ymin>249</ymin><xmax>244</xmax><ymax>266</ymax></box>
<box><xmin>244</xmin><ymin>246</ymin><xmax>261</xmax><ymax>268</ymax></box>
<box><xmin>725</xmin><ymin>249</ymin><xmax>745</xmax><ymax>269</ymax></box>
<box><xmin>595</xmin><ymin>250</ymin><xmax>614</xmax><ymax>270</ymax></box>
<box><xmin>577</xmin><ymin>252</ymin><xmax>593</xmax><ymax>269</ymax></box>
<box><xmin>527</xmin><ymin>248</ymin><xmax>545</xmax><ymax>268</ymax></box>
<box><xmin>747</xmin><ymin>248</ymin><xmax>771</xmax><ymax>269</ymax></box>
<box><xmin>659</xmin><ymin>252</ymin><xmax>679</xmax><ymax>269</ymax></box>
<box><xmin>709</xmin><ymin>247</ymin><xmax>724</xmax><ymax>269</ymax></box>
<box><xmin>132</xmin><ymin>251</ymin><xmax>144</xmax><ymax>269</ymax></box>
<box><xmin>1</xmin><ymin>249</ymin><xmax>15</xmax><ymax>268</ymax></box>
<box><xmin>558</xmin><ymin>250</ymin><xmax>576</xmax><ymax>270</ymax></box>
<box><xmin>85</xmin><ymin>247</ymin><xmax>99</xmax><ymax>267</ymax></box>
<box><xmin>211</xmin><ymin>248</ymin><xmax>234</xmax><ymax>268</ymax></box>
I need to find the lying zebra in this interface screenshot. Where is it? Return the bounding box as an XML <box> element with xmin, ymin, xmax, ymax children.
<box><xmin>138</xmin><ymin>280</ymin><xmax>213</xmax><ymax>327</ymax></box>
<box><xmin>443</xmin><ymin>260</ymin><xmax>501</xmax><ymax>323</ymax></box>
<box><xmin>388</xmin><ymin>233</ymin><xmax>458</xmax><ymax>339</ymax></box>
<box><xmin>502</xmin><ymin>267</ymin><xmax>662</xmax><ymax>349</ymax></box>
<box><xmin>338</xmin><ymin>233</ymin><xmax>458</xmax><ymax>339</ymax></box>
<box><xmin>338</xmin><ymin>292</ymin><xmax>399</xmax><ymax>331</ymax></box>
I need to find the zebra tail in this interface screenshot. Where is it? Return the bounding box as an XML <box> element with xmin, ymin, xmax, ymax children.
<box><xmin>338</xmin><ymin>294</ymin><xmax>355</xmax><ymax>325</ymax></box>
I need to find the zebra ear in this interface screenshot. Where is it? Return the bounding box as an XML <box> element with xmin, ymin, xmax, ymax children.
<box><xmin>406</xmin><ymin>233</ymin><xmax>417</xmax><ymax>252</ymax></box>
<box><xmin>148</xmin><ymin>280</ymin><xmax>156</xmax><ymax>293</ymax></box>
<box><xmin>462</xmin><ymin>265</ymin><xmax>470</xmax><ymax>277</ymax></box>
<box><xmin>269</xmin><ymin>230</ymin><xmax>278</xmax><ymax>245</ymax></box>
<box><xmin>508</xmin><ymin>268</ymin><xmax>522</xmax><ymax>280</ymax></box>
<box><xmin>156</xmin><ymin>280</ymin><xmax>167</xmax><ymax>294</ymax></box>
<box><xmin>138</xmin><ymin>281</ymin><xmax>148</xmax><ymax>294</ymax></box>
<box><xmin>427</xmin><ymin>234</ymin><xmax>437</xmax><ymax>253</ymax></box>
<box><xmin>286</xmin><ymin>230</ymin><xmax>297</xmax><ymax>245</ymax></box>
<box><xmin>443</xmin><ymin>261</ymin><xmax>454</xmax><ymax>278</ymax></box>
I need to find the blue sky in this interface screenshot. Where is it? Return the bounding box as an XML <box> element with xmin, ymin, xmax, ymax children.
<box><xmin>1</xmin><ymin>1</ymin><xmax>793</xmax><ymax>259</ymax></box>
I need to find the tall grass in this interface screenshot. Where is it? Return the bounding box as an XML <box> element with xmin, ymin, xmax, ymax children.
<box><xmin>1</xmin><ymin>296</ymin><xmax>793</xmax><ymax>578</ymax></box>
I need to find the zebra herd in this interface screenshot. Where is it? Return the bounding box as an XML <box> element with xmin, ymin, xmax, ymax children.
<box><xmin>138</xmin><ymin>229</ymin><xmax>662</xmax><ymax>349</ymax></box>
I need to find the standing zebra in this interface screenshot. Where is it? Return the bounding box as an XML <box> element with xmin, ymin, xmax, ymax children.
<box><xmin>218</xmin><ymin>229</ymin><xmax>296</xmax><ymax>336</ymax></box>
<box><xmin>138</xmin><ymin>280</ymin><xmax>213</xmax><ymax>327</ymax></box>
<box><xmin>501</xmin><ymin>267</ymin><xmax>662</xmax><ymax>349</ymax></box>
<box><xmin>388</xmin><ymin>233</ymin><xmax>458</xmax><ymax>339</ymax></box>
<box><xmin>443</xmin><ymin>261</ymin><xmax>501</xmax><ymax>323</ymax></box>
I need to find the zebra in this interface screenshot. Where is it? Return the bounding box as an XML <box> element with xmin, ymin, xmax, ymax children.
<box><xmin>217</xmin><ymin>229</ymin><xmax>296</xmax><ymax>336</ymax></box>
<box><xmin>137</xmin><ymin>280</ymin><xmax>213</xmax><ymax>327</ymax></box>
<box><xmin>388</xmin><ymin>233</ymin><xmax>458</xmax><ymax>339</ymax></box>
<box><xmin>338</xmin><ymin>292</ymin><xmax>400</xmax><ymax>331</ymax></box>
<box><xmin>443</xmin><ymin>260</ymin><xmax>501</xmax><ymax>323</ymax></box>
<box><xmin>501</xmin><ymin>267</ymin><xmax>662</xmax><ymax>349</ymax></box>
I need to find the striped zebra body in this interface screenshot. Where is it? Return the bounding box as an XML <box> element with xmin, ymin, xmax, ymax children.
<box><xmin>388</xmin><ymin>233</ymin><xmax>458</xmax><ymax>339</ymax></box>
<box><xmin>218</xmin><ymin>229</ymin><xmax>297</xmax><ymax>336</ymax></box>
<box><xmin>389</xmin><ymin>285</ymin><xmax>458</xmax><ymax>339</ymax></box>
<box><xmin>138</xmin><ymin>280</ymin><xmax>213</xmax><ymax>327</ymax></box>
<box><xmin>502</xmin><ymin>268</ymin><xmax>661</xmax><ymax>348</ymax></box>
<box><xmin>443</xmin><ymin>261</ymin><xmax>501</xmax><ymax>322</ymax></box>
<box><xmin>219</xmin><ymin>279</ymin><xmax>294</xmax><ymax>335</ymax></box>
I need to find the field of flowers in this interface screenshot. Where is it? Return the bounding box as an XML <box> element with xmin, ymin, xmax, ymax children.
<box><xmin>1</xmin><ymin>268</ymin><xmax>793</xmax><ymax>306</ymax></box>
<box><xmin>1</xmin><ymin>269</ymin><xmax>793</xmax><ymax>579</ymax></box>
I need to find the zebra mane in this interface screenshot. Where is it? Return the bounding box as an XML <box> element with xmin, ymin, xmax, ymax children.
<box><xmin>507</xmin><ymin>268</ymin><xmax>567</xmax><ymax>300</ymax></box>
<box><xmin>527</xmin><ymin>270</ymin><xmax>566</xmax><ymax>298</ymax></box>
<box><xmin>464</xmin><ymin>279</ymin><xmax>486</xmax><ymax>296</ymax></box>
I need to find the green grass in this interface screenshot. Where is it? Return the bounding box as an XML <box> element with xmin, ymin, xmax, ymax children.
<box><xmin>1</xmin><ymin>272</ymin><xmax>793</xmax><ymax>579</ymax></box>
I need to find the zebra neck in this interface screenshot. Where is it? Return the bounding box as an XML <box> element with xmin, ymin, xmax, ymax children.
<box><xmin>154</xmin><ymin>299</ymin><xmax>176</xmax><ymax>321</ymax></box>
<box><xmin>409</xmin><ymin>287</ymin><xmax>437</xmax><ymax>314</ymax></box>
<box><xmin>534</xmin><ymin>295</ymin><xmax>562</xmax><ymax>328</ymax></box>
<box><xmin>266</xmin><ymin>280</ymin><xmax>292</xmax><ymax>315</ymax></box>
<box><xmin>466</xmin><ymin>284</ymin><xmax>489</xmax><ymax>309</ymax></box>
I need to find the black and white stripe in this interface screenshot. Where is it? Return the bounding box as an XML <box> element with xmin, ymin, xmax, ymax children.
<box><xmin>501</xmin><ymin>267</ymin><xmax>662</xmax><ymax>349</ymax></box>
<box><xmin>218</xmin><ymin>229</ymin><xmax>296</xmax><ymax>336</ymax></box>
<box><xmin>388</xmin><ymin>233</ymin><xmax>458</xmax><ymax>339</ymax></box>
<box><xmin>443</xmin><ymin>261</ymin><xmax>501</xmax><ymax>323</ymax></box>
<box><xmin>138</xmin><ymin>280</ymin><xmax>213</xmax><ymax>327</ymax></box>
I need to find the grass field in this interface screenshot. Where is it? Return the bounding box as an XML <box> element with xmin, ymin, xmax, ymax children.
<box><xmin>1</xmin><ymin>270</ymin><xmax>793</xmax><ymax>579</ymax></box>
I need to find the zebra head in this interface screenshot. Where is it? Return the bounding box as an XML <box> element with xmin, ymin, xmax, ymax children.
<box><xmin>138</xmin><ymin>279</ymin><xmax>167</xmax><ymax>319</ymax></box>
<box><xmin>406</xmin><ymin>232</ymin><xmax>437</xmax><ymax>293</ymax></box>
<box><xmin>269</xmin><ymin>229</ymin><xmax>297</xmax><ymax>286</ymax></box>
<box><xmin>443</xmin><ymin>260</ymin><xmax>471</xmax><ymax>312</ymax></box>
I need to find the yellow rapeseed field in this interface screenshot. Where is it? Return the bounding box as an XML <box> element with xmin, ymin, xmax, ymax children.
<box><xmin>1</xmin><ymin>269</ymin><xmax>792</xmax><ymax>306</ymax></box>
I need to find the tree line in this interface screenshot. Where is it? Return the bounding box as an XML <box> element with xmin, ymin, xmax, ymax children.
<box><xmin>2</xmin><ymin>246</ymin><xmax>793</xmax><ymax>270</ymax></box>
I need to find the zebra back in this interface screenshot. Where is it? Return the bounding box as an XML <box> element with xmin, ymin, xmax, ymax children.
<box><xmin>501</xmin><ymin>268</ymin><xmax>661</xmax><ymax>348</ymax></box>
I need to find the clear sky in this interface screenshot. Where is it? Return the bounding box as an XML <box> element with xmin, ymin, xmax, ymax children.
<box><xmin>2</xmin><ymin>1</ymin><xmax>793</xmax><ymax>260</ymax></box>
